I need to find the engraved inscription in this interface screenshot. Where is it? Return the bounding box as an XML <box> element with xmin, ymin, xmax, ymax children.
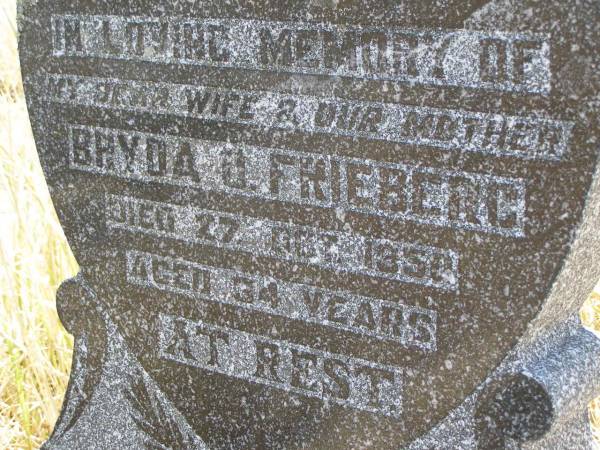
<box><xmin>158</xmin><ymin>314</ymin><xmax>403</xmax><ymax>417</ymax></box>
<box><xmin>127</xmin><ymin>250</ymin><xmax>437</xmax><ymax>351</ymax></box>
<box><xmin>51</xmin><ymin>15</ymin><xmax>551</xmax><ymax>94</ymax></box>
<box><xmin>106</xmin><ymin>194</ymin><xmax>459</xmax><ymax>290</ymax></box>
<box><xmin>45</xmin><ymin>74</ymin><xmax>572</xmax><ymax>160</ymax></box>
<box><xmin>69</xmin><ymin>125</ymin><xmax>527</xmax><ymax>237</ymax></box>
<box><xmin>20</xmin><ymin>1</ymin><xmax>600</xmax><ymax>442</ymax></box>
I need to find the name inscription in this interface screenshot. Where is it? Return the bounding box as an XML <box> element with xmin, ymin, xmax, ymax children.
<box><xmin>70</xmin><ymin>125</ymin><xmax>526</xmax><ymax>237</ymax></box>
<box><xmin>52</xmin><ymin>15</ymin><xmax>551</xmax><ymax>94</ymax></box>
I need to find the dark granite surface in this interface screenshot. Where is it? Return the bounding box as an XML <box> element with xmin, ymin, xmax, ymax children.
<box><xmin>18</xmin><ymin>1</ymin><xmax>600</xmax><ymax>448</ymax></box>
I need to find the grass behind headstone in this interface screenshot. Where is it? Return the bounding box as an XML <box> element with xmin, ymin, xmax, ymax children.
<box><xmin>0</xmin><ymin>0</ymin><xmax>77</xmax><ymax>448</ymax></box>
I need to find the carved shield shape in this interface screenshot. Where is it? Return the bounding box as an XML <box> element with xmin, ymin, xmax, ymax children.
<box><xmin>18</xmin><ymin>0</ymin><xmax>600</xmax><ymax>448</ymax></box>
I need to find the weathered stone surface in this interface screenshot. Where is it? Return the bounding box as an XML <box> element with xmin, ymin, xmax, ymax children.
<box><xmin>17</xmin><ymin>1</ymin><xmax>600</xmax><ymax>448</ymax></box>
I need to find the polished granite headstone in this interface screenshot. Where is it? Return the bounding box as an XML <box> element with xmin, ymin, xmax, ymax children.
<box><xmin>18</xmin><ymin>1</ymin><xmax>600</xmax><ymax>448</ymax></box>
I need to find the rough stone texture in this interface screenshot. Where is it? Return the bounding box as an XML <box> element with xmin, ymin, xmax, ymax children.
<box><xmin>17</xmin><ymin>0</ymin><xmax>600</xmax><ymax>448</ymax></box>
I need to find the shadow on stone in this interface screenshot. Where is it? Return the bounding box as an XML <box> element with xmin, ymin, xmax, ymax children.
<box><xmin>474</xmin><ymin>374</ymin><xmax>553</xmax><ymax>449</ymax></box>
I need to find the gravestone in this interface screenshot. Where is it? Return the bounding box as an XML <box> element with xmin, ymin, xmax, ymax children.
<box><xmin>17</xmin><ymin>0</ymin><xmax>600</xmax><ymax>448</ymax></box>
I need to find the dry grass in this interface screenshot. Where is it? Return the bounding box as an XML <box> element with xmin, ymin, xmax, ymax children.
<box><xmin>0</xmin><ymin>0</ymin><xmax>78</xmax><ymax>448</ymax></box>
<box><xmin>0</xmin><ymin>0</ymin><xmax>599</xmax><ymax>448</ymax></box>
<box><xmin>583</xmin><ymin>291</ymin><xmax>600</xmax><ymax>447</ymax></box>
